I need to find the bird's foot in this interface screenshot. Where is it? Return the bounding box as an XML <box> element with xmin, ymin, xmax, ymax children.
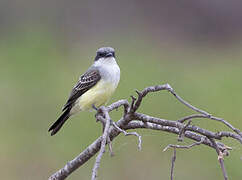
<box><xmin>93</xmin><ymin>104</ymin><xmax>105</xmax><ymax>123</ymax></box>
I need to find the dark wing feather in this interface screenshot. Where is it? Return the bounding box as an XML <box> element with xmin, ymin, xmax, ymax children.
<box><xmin>62</xmin><ymin>68</ymin><xmax>101</xmax><ymax>111</ymax></box>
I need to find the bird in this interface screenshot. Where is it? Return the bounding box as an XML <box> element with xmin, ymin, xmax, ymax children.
<box><xmin>48</xmin><ymin>47</ymin><xmax>120</xmax><ymax>136</ymax></box>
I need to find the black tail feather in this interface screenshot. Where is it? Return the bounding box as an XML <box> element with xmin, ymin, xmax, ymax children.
<box><xmin>49</xmin><ymin>109</ymin><xmax>70</xmax><ymax>136</ymax></box>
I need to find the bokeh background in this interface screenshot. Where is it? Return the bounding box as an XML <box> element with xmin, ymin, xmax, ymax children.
<box><xmin>1</xmin><ymin>0</ymin><xmax>242</xmax><ymax>179</ymax></box>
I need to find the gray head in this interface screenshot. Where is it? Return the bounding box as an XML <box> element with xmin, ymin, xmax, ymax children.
<box><xmin>95</xmin><ymin>47</ymin><xmax>115</xmax><ymax>61</ymax></box>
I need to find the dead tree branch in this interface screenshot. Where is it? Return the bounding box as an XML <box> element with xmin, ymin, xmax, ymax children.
<box><xmin>48</xmin><ymin>83</ymin><xmax>242</xmax><ymax>180</ymax></box>
<box><xmin>91</xmin><ymin>107</ymin><xmax>111</xmax><ymax>180</ymax></box>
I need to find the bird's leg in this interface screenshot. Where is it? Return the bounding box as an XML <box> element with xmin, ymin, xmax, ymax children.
<box><xmin>93</xmin><ymin>105</ymin><xmax>107</xmax><ymax>133</ymax></box>
<box><xmin>92</xmin><ymin>104</ymin><xmax>102</xmax><ymax>122</ymax></box>
<box><xmin>92</xmin><ymin>104</ymin><xmax>98</xmax><ymax>111</ymax></box>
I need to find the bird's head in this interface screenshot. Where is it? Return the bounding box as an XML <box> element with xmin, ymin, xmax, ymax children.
<box><xmin>94</xmin><ymin>47</ymin><xmax>115</xmax><ymax>61</ymax></box>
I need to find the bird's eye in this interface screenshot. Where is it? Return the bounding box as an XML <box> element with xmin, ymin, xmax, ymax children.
<box><xmin>99</xmin><ymin>53</ymin><xmax>105</xmax><ymax>57</ymax></box>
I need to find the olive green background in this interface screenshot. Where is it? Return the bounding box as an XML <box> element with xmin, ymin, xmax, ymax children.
<box><xmin>0</xmin><ymin>1</ymin><xmax>242</xmax><ymax>179</ymax></box>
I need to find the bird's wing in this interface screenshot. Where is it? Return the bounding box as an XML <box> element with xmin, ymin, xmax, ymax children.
<box><xmin>62</xmin><ymin>67</ymin><xmax>101</xmax><ymax>111</ymax></box>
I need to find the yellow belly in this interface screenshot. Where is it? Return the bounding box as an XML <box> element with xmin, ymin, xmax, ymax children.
<box><xmin>70</xmin><ymin>79</ymin><xmax>117</xmax><ymax>114</ymax></box>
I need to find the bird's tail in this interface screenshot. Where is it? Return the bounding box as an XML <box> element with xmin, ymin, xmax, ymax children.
<box><xmin>48</xmin><ymin>109</ymin><xmax>70</xmax><ymax>136</ymax></box>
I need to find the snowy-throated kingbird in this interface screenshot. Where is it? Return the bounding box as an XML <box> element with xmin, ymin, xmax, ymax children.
<box><xmin>49</xmin><ymin>47</ymin><xmax>120</xmax><ymax>136</ymax></box>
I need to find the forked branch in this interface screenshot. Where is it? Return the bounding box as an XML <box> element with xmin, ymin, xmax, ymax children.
<box><xmin>48</xmin><ymin>83</ymin><xmax>242</xmax><ymax>180</ymax></box>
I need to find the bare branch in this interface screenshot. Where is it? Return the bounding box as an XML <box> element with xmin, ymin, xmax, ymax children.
<box><xmin>133</xmin><ymin>83</ymin><xmax>241</xmax><ymax>137</ymax></box>
<box><xmin>164</xmin><ymin>84</ymin><xmax>210</xmax><ymax>116</ymax></box>
<box><xmin>163</xmin><ymin>137</ymin><xmax>206</xmax><ymax>152</ymax></box>
<box><xmin>134</xmin><ymin>112</ymin><xmax>242</xmax><ymax>143</ymax></box>
<box><xmin>48</xmin><ymin>137</ymin><xmax>103</xmax><ymax>180</ymax></box>
<box><xmin>163</xmin><ymin>137</ymin><xmax>205</xmax><ymax>180</ymax></box>
<box><xmin>170</xmin><ymin>148</ymin><xmax>176</xmax><ymax>180</ymax></box>
<box><xmin>106</xmin><ymin>99</ymin><xmax>130</xmax><ymax>113</ymax></box>
<box><xmin>178</xmin><ymin>120</ymin><xmax>192</xmax><ymax>141</ymax></box>
<box><xmin>178</xmin><ymin>114</ymin><xmax>205</xmax><ymax>123</ymax></box>
<box><xmin>48</xmin><ymin>84</ymin><xmax>242</xmax><ymax>180</ymax></box>
<box><xmin>208</xmin><ymin>138</ymin><xmax>228</xmax><ymax>180</ymax></box>
<box><xmin>178</xmin><ymin>114</ymin><xmax>242</xmax><ymax>137</ymax></box>
<box><xmin>131</xmin><ymin>84</ymin><xmax>171</xmax><ymax>112</ymax></box>
<box><xmin>91</xmin><ymin>107</ymin><xmax>111</xmax><ymax>180</ymax></box>
<box><xmin>130</xmin><ymin>95</ymin><xmax>137</xmax><ymax>111</ymax></box>
<box><xmin>107</xmin><ymin>136</ymin><xmax>114</xmax><ymax>157</ymax></box>
<box><xmin>126</xmin><ymin>121</ymin><xmax>221</xmax><ymax>149</ymax></box>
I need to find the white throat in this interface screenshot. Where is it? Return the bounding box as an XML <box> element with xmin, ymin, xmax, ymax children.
<box><xmin>94</xmin><ymin>57</ymin><xmax>117</xmax><ymax>66</ymax></box>
<box><xmin>93</xmin><ymin>57</ymin><xmax>120</xmax><ymax>87</ymax></box>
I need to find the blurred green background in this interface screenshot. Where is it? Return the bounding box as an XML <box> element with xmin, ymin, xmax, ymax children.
<box><xmin>0</xmin><ymin>1</ymin><xmax>242</xmax><ymax>179</ymax></box>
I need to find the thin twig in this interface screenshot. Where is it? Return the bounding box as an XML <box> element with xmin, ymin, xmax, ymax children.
<box><xmin>208</xmin><ymin>138</ymin><xmax>228</xmax><ymax>180</ymax></box>
<box><xmin>126</xmin><ymin>121</ymin><xmax>228</xmax><ymax>151</ymax></box>
<box><xmin>130</xmin><ymin>95</ymin><xmax>137</xmax><ymax>112</ymax></box>
<box><xmin>170</xmin><ymin>148</ymin><xmax>176</xmax><ymax>180</ymax></box>
<box><xmin>178</xmin><ymin>114</ymin><xmax>205</xmax><ymax>123</ymax></box>
<box><xmin>163</xmin><ymin>137</ymin><xmax>206</xmax><ymax>152</ymax></box>
<box><xmin>112</xmin><ymin>121</ymin><xmax>142</xmax><ymax>150</ymax></box>
<box><xmin>106</xmin><ymin>99</ymin><xmax>130</xmax><ymax>113</ymax></box>
<box><xmin>178</xmin><ymin>114</ymin><xmax>242</xmax><ymax>137</ymax></box>
<box><xmin>163</xmin><ymin>138</ymin><xmax>205</xmax><ymax>180</ymax></box>
<box><xmin>91</xmin><ymin>107</ymin><xmax>111</xmax><ymax>180</ymax></box>
<box><xmin>107</xmin><ymin>136</ymin><xmax>114</xmax><ymax>156</ymax></box>
<box><xmin>164</xmin><ymin>84</ymin><xmax>210</xmax><ymax>116</ymax></box>
<box><xmin>178</xmin><ymin>120</ymin><xmax>192</xmax><ymax>141</ymax></box>
<box><xmin>134</xmin><ymin>112</ymin><xmax>242</xmax><ymax>143</ymax></box>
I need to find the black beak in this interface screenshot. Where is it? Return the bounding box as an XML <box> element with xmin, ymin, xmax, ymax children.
<box><xmin>105</xmin><ymin>53</ymin><xmax>113</xmax><ymax>57</ymax></box>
